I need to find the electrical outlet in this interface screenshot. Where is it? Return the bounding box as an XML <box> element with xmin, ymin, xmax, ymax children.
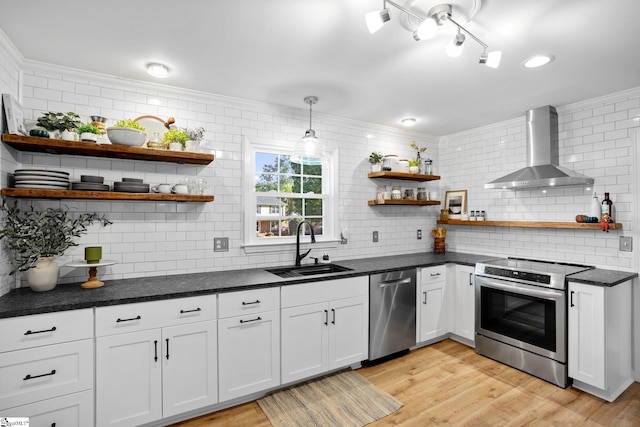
<box><xmin>373</xmin><ymin>231</ymin><xmax>379</xmax><ymax>243</ymax></box>
<box><xmin>417</xmin><ymin>229</ymin><xmax>422</xmax><ymax>240</ymax></box>
<box><xmin>214</xmin><ymin>237</ymin><xmax>229</xmax><ymax>252</ymax></box>
<box><xmin>619</xmin><ymin>236</ymin><xmax>632</xmax><ymax>252</ymax></box>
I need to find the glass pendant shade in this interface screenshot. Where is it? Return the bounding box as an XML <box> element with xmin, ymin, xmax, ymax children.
<box><xmin>291</xmin><ymin>129</ymin><xmax>325</xmax><ymax>165</ymax></box>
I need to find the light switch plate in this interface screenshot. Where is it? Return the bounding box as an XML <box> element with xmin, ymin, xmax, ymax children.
<box><xmin>619</xmin><ymin>236</ymin><xmax>632</xmax><ymax>252</ymax></box>
<box><xmin>417</xmin><ymin>229</ymin><xmax>422</xmax><ymax>240</ymax></box>
<box><xmin>214</xmin><ymin>237</ymin><xmax>229</xmax><ymax>252</ymax></box>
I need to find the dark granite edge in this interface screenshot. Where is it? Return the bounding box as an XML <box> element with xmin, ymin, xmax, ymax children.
<box><xmin>566</xmin><ymin>269</ymin><xmax>638</xmax><ymax>287</ymax></box>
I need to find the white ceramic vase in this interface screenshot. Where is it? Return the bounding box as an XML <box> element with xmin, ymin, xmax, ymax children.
<box><xmin>61</xmin><ymin>130</ymin><xmax>78</xmax><ymax>141</ymax></box>
<box><xmin>409</xmin><ymin>166</ymin><xmax>420</xmax><ymax>174</ymax></box>
<box><xmin>27</xmin><ymin>257</ymin><xmax>59</xmax><ymax>292</ymax></box>
<box><xmin>168</xmin><ymin>142</ymin><xmax>183</xmax><ymax>151</ymax></box>
<box><xmin>371</xmin><ymin>164</ymin><xmax>382</xmax><ymax>172</ymax></box>
<box><xmin>80</xmin><ymin>132</ymin><xmax>98</xmax><ymax>142</ymax></box>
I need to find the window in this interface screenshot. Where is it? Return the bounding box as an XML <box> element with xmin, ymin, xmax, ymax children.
<box><xmin>243</xmin><ymin>136</ymin><xmax>338</xmax><ymax>250</ymax></box>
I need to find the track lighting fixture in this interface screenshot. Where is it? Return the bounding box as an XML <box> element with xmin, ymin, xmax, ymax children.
<box><xmin>365</xmin><ymin>1</ymin><xmax>501</xmax><ymax>68</ymax></box>
<box><xmin>291</xmin><ymin>96</ymin><xmax>327</xmax><ymax>166</ymax></box>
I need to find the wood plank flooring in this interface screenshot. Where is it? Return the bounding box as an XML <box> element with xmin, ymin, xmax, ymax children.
<box><xmin>170</xmin><ymin>339</ymin><xmax>640</xmax><ymax>426</ymax></box>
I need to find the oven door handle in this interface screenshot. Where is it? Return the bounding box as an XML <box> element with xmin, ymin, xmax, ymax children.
<box><xmin>479</xmin><ymin>279</ymin><xmax>564</xmax><ymax>300</ymax></box>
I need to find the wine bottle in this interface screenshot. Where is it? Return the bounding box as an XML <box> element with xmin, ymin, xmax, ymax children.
<box><xmin>601</xmin><ymin>192</ymin><xmax>613</xmax><ymax>222</ymax></box>
<box><xmin>589</xmin><ymin>192</ymin><xmax>600</xmax><ymax>219</ymax></box>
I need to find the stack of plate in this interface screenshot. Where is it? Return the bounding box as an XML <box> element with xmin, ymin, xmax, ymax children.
<box><xmin>113</xmin><ymin>178</ymin><xmax>149</xmax><ymax>193</ymax></box>
<box><xmin>14</xmin><ymin>169</ymin><xmax>70</xmax><ymax>190</ymax></box>
<box><xmin>71</xmin><ymin>175</ymin><xmax>110</xmax><ymax>191</ymax></box>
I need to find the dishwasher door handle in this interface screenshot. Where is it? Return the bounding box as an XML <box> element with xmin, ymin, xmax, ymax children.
<box><xmin>378</xmin><ymin>277</ymin><xmax>412</xmax><ymax>288</ymax></box>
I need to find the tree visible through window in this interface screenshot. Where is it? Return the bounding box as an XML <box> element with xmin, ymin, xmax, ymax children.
<box><xmin>255</xmin><ymin>152</ymin><xmax>323</xmax><ymax>238</ymax></box>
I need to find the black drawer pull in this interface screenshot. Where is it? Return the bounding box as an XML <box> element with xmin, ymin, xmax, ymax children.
<box><xmin>242</xmin><ymin>300</ymin><xmax>261</xmax><ymax>305</ymax></box>
<box><xmin>166</xmin><ymin>338</ymin><xmax>170</xmax><ymax>360</ymax></box>
<box><xmin>430</xmin><ymin>273</ymin><xmax>441</xmax><ymax>277</ymax></box>
<box><xmin>324</xmin><ymin>309</ymin><xmax>328</xmax><ymax>325</ymax></box>
<box><xmin>423</xmin><ymin>291</ymin><xmax>428</xmax><ymax>305</ymax></box>
<box><xmin>331</xmin><ymin>308</ymin><xmax>336</xmax><ymax>325</ymax></box>
<box><xmin>180</xmin><ymin>308</ymin><xmax>202</xmax><ymax>314</ymax></box>
<box><xmin>154</xmin><ymin>340</ymin><xmax>158</xmax><ymax>362</ymax></box>
<box><xmin>24</xmin><ymin>326</ymin><xmax>56</xmax><ymax>335</ymax></box>
<box><xmin>239</xmin><ymin>316</ymin><xmax>262</xmax><ymax>324</ymax></box>
<box><xmin>24</xmin><ymin>369</ymin><xmax>56</xmax><ymax>381</ymax></box>
<box><xmin>116</xmin><ymin>315</ymin><xmax>141</xmax><ymax>323</ymax></box>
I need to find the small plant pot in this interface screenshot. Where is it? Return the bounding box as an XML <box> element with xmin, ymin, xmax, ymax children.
<box><xmin>80</xmin><ymin>132</ymin><xmax>98</xmax><ymax>142</ymax></box>
<box><xmin>168</xmin><ymin>142</ymin><xmax>183</xmax><ymax>151</ymax></box>
<box><xmin>61</xmin><ymin>130</ymin><xmax>78</xmax><ymax>141</ymax></box>
<box><xmin>409</xmin><ymin>166</ymin><xmax>420</xmax><ymax>174</ymax></box>
<box><xmin>370</xmin><ymin>164</ymin><xmax>382</xmax><ymax>172</ymax></box>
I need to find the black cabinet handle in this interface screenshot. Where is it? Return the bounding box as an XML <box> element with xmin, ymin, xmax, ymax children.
<box><xmin>239</xmin><ymin>316</ymin><xmax>262</xmax><ymax>324</ymax></box>
<box><xmin>423</xmin><ymin>291</ymin><xmax>428</xmax><ymax>305</ymax></box>
<box><xmin>331</xmin><ymin>308</ymin><xmax>336</xmax><ymax>325</ymax></box>
<box><xmin>570</xmin><ymin>291</ymin><xmax>575</xmax><ymax>307</ymax></box>
<box><xmin>154</xmin><ymin>340</ymin><xmax>158</xmax><ymax>362</ymax></box>
<box><xmin>116</xmin><ymin>315</ymin><xmax>141</xmax><ymax>323</ymax></box>
<box><xmin>469</xmin><ymin>273</ymin><xmax>473</xmax><ymax>286</ymax></box>
<box><xmin>180</xmin><ymin>308</ymin><xmax>201</xmax><ymax>314</ymax></box>
<box><xmin>24</xmin><ymin>369</ymin><xmax>56</xmax><ymax>381</ymax></box>
<box><xmin>242</xmin><ymin>300</ymin><xmax>260</xmax><ymax>305</ymax></box>
<box><xmin>430</xmin><ymin>273</ymin><xmax>441</xmax><ymax>277</ymax></box>
<box><xmin>324</xmin><ymin>309</ymin><xmax>328</xmax><ymax>325</ymax></box>
<box><xmin>166</xmin><ymin>338</ymin><xmax>170</xmax><ymax>360</ymax></box>
<box><xmin>25</xmin><ymin>326</ymin><xmax>56</xmax><ymax>335</ymax></box>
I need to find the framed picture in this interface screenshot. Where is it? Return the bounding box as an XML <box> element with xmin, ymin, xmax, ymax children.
<box><xmin>2</xmin><ymin>93</ymin><xmax>26</xmax><ymax>135</ymax></box>
<box><xmin>444</xmin><ymin>189</ymin><xmax>467</xmax><ymax>219</ymax></box>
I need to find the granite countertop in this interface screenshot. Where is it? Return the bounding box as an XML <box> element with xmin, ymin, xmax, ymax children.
<box><xmin>567</xmin><ymin>268</ymin><xmax>638</xmax><ymax>287</ymax></box>
<box><xmin>0</xmin><ymin>251</ymin><xmax>635</xmax><ymax>319</ymax></box>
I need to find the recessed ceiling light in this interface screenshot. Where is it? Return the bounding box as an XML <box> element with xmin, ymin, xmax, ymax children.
<box><xmin>523</xmin><ymin>55</ymin><xmax>554</xmax><ymax>68</ymax></box>
<box><xmin>147</xmin><ymin>63</ymin><xmax>169</xmax><ymax>78</ymax></box>
<box><xmin>401</xmin><ymin>118</ymin><xmax>417</xmax><ymax>127</ymax></box>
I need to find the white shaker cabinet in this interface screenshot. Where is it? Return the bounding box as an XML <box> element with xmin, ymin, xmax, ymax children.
<box><xmin>568</xmin><ymin>280</ymin><xmax>633</xmax><ymax>402</ymax></box>
<box><xmin>454</xmin><ymin>265</ymin><xmax>476</xmax><ymax>343</ymax></box>
<box><xmin>95</xmin><ymin>295</ymin><xmax>218</xmax><ymax>427</ymax></box>
<box><xmin>281</xmin><ymin>277</ymin><xmax>368</xmax><ymax>384</ymax></box>
<box><xmin>217</xmin><ymin>287</ymin><xmax>280</xmax><ymax>402</ymax></box>
<box><xmin>417</xmin><ymin>265</ymin><xmax>449</xmax><ymax>342</ymax></box>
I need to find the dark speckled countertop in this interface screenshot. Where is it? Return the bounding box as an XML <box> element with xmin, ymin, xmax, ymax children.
<box><xmin>0</xmin><ymin>252</ymin><xmax>635</xmax><ymax>319</ymax></box>
<box><xmin>567</xmin><ymin>268</ymin><xmax>638</xmax><ymax>287</ymax></box>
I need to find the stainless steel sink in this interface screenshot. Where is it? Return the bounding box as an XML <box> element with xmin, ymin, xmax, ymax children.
<box><xmin>266</xmin><ymin>263</ymin><xmax>353</xmax><ymax>278</ymax></box>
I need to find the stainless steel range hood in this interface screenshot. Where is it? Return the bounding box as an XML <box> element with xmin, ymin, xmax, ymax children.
<box><xmin>485</xmin><ymin>106</ymin><xmax>594</xmax><ymax>189</ymax></box>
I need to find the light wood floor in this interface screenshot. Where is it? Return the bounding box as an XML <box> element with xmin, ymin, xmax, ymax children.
<box><xmin>170</xmin><ymin>339</ymin><xmax>640</xmax><ymax>426</ymax></box>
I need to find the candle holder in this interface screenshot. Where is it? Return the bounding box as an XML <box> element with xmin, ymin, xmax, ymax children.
<box><xmin>66</xmin><ymin>260</ymin><xmax>116</xmax><ymax>289</ymax></box>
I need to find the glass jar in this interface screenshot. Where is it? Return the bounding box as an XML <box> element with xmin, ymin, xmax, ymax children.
<box><xmin>391</xmin><ymin>185</ymin><xmax>402</xmax><ymax>199</ymax></box>
<box><xmin>403</xmin><ymin>188</ymin><xmax>415</xmax><ymax>200</ymax></box>
<box><xmin>424</xmin><ymin>159</ymin><xmax>433</xmax><ymax>175</ymax></box>
<box><xmin>383</xmin><ymin>154</ymin><xmax>398</xmax><ymax>171</ymax></box>
<box><xmin>376</xmin><ymin>184</ymin><xmax>387</xmax><ymax>200</ymax></box>
<box><xmin>416</xmin><ymin>187</ymin><xmax>427</xmax><ymax>200</ymax></box>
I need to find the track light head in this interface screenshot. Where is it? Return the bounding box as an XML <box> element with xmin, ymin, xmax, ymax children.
<box><xmin>413</xmin><ymin>18</ymin><xmax>437</xmax><ymax>41</ymax></box>
<box><xmin>446</xmin><ymin>30</ymin><xmax>465</xmax><ymax>57</ymax></box>
<box><xmin>366</xmin><ymin>8</ymin><xmax>391</xmax><ymax>34</ymax></box>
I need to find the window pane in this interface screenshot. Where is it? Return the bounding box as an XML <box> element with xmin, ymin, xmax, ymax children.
<box><xmin>303</xmin><ymin>177</ymin><xmax>322</xmax><ymax>194</ymax></box>
<box><xmin>279</xmin><ymin>155</ymin><xmax>296</xmax><ymax>174</ymax></box>
<box><xmin>280</xmin><ymin>175</ymin><xmax>294</xmax><ymax>193</ymax></box>
<box><xmin>256</xmin><ymin>197</ymin><xmax>283</xmax><ymax>217</ymax></box>
<box><xmin>309</xmin><ymin>218</ymin><xmax>323</xmax><ymax>236</ymax></box>
<box><xmin>291</xmin><ymin>176</ymin><xmax>302</xmax><ymax>194</ymax></box>
<box><xmin>255</xmin><ymin>174</ymin><xmax>278</xmax><ymax>192</ymax></box>
<box><xmin>256</xmin><ymin>152</ymin><xmax>278</xmax><ymax>173</ymax></box>
<box><xmin>304</xmin><ymin>164</ymin><xmax>322</xmax><ymax>176</ymax></box>
<box><xmin>305</xmin><ymin>199</ymin><xmax>323</xmax><ymax>216</ymax></box>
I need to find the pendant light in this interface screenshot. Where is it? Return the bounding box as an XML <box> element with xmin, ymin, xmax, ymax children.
<box><xmin>291</xmin><ymin>96</ymin><xmax>327</xmax><ymax>165</ymax></box>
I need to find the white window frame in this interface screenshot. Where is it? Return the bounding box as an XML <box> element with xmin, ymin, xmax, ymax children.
<box><xmin>242</xmin><ymin>135</ymin><xmax>339</xmax><ymax>254</ymax></box>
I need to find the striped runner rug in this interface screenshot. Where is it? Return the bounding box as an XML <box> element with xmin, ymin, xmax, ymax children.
<box><xmin>258</xmin><ymin>369</ymin><xmax>403</xmax><ymax>427</ymax></box>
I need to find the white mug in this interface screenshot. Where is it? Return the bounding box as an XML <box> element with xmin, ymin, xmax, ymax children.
<box><xmin>171</xmin><ymin>184</ymin><xmax>189</xmax><ymax>195</ymax></box>
<box><xmin>152</xmin><ymin>183</ymin><xmax>172</xmax><ymax>194</ymax></box>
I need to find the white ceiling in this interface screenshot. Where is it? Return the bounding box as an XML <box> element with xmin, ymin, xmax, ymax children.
<box><xmin>1</xmin><ymin>0</ymin><xmax>639</xmax><ymax>136</ymax></box>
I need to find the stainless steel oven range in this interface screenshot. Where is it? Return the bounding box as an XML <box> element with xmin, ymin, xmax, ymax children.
<box><xmin>474</xmin><ymin>258</ymin><xmax>593</xmax><ymax>388</ymax></box>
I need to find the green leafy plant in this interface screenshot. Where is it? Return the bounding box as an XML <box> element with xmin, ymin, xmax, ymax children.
<box><xmin>0</xmin><ymin>202</ymin><xmax>112</xmax><ymax>274</ymax></box>
<box><xmin>113</xmin><ymin>119</ymin><xmax>145</xmax><ymax>132</ymax></box>
<box><xmin>183</xmin><ymin>127</ymin><xmax>205</xmax><ymax>142</ymax></box>
<box><xmin>408</xmin><ymin>158</ymin><xmax>420</xmax><ymax>167</ymax></box>
<box><xmin>36</xmin><ymin>112</ymin><xmax>83</xmax><ymax>131</ymax></box>
<box><xmin>76</xmin><ymin>123</ymin><xmax>102</xmax><ymax>135</ymax></box>
<box><xmin>163</xmin><ymin>128</ymin><xmax>190</xmax><ymax>147</ymax></box>
<box><xmin>369</xmin><ymin>152</ymin><xmax>384</xmax><ymax>164</ymax></box>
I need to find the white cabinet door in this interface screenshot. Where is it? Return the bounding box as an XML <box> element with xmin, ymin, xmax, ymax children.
<box><xmin>568</xmin><ymin>282</ymin><xmax>605</xmax><ymax>388</ymax></box>
<box><xmin>455</xmin><ymin>265</ymin><xmax>475</xmax><ymax>342</ymax></box>
<box><xmin>218</xmin><ymin>310</ymin><xmax>280</xmax><ymax>402</ymax></box>
<box><xmin>162</xmin><ymin>320</ymin><xmax>218</xmax><ymax>417</ymax></box>
<box><xmin>328</xmin><ymin>295</ymin><xmax>368</xmax><ymax>369</ymax></box>
<box><xmin>96</xmin><ymin>329</ymin><xmax>162</xmax><ymax>427</ymax></box>
<box><xmin>419</xmin><ymin>282</ymin><xmax>447</xmax><ymax>342</ymax></box>
<box><xmin>3</xmin><ymin>390</ymin><xmax>93</xmax><ymax>427</ymax></box>
<box><xmin>281</xmin><ymin>302</ymin><xmax>328</xmax><ymax>384</ymax></box>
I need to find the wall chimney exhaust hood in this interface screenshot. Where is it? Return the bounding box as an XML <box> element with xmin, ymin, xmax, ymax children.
<box><xmin>485</xmin><ymin>106</ymin><xmax>594</xmax><ymax>189</ymax></box>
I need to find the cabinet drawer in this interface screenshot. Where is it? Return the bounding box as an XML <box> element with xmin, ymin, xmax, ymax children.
<box><xmin>3</xmin><ymin>389</ymin><xmax>93</xmax><ymax>426</ymax></box>
<box><xmin>95</xmin><ymin>295</ymin><xmax>217</xmax><ymax>337</ymax></box>
<box><xmin>0</xmin><ymin>309</ymin><xmax>93</xmax><ymax>353</ymax></box>
<box><xmin>281</xmin><ymin>276</ymin><xmax>368</xmax><ymax>308</ymax></box>
<box><xmin>0</xmin><ymin>339</ymin><xmax>93</xmax><ymax>410</ymax></box>
<box><xmin>421</xmin><ymin>265</ymin><xmax>446</xmax><ymax>285</ymax></box>
<box><xmin>218</xmin><ymin>287</ymin><xmax>280</xmax><ymax>319</ymax></box>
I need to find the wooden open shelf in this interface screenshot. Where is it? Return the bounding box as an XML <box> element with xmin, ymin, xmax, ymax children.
<box><xmin>368</xmin><ymin>199</ymin><xmax>441</xmax><ymax>206</ymax></box>
<box><xmin>368</xmin><ymin>171</ymin><xmax>441</xmax><ymax>182</ymax></box>
<box><xmin>1</xmin><ymin>188</ymin><xmax>214</xmax><ymax>203</ymax></box>
<box><xmin>437</xmin><ymin>219</ymin><xmax>622</xmax><ymax>230</ymax></box>
<box><xmin>2</xmin><ymin>134</ymin><xmax>214</xmax><ymax>165</ymax></box>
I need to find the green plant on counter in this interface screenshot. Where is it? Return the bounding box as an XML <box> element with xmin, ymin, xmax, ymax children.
<box><xmin>369</xmin><ymin>152</ymin><xmax>384</xmax><ymax>164</ymax></box>
<box><xmin>36</xmin><ymin>111</ymin><xmax>83</xmax><ymax>131</ymax></box>
<box><xmin>0</xmin><ymin>202</ymin><xmax>112</xmax><ymax>274</ymax></box>
<box><xmin>76</xmin><ymin>123</ymin><xmax>102</xmax><ymax>135</ymax></box>
<box><xmin>408</xmin><ymin>158</ymin><xmax>420</xmax><ymax>167</ymax></box>
<box><xmin>113</xmin><ymin>119</ymin><xmax>145</xmax><ymax>132</ymax></box>
<box><xmin>163</xmin><ymin>128</ymin><xmax>190</xmax><ymax>147</ymax></box>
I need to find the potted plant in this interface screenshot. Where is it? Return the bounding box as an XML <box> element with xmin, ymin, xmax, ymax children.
<box><xmin>107</xmin><ymin>119</ymin><xmax>146</xmax><ymax>146</ymax></box>
<box><xmin>184</xmin><ymin>126</ymin><xmax>205</xmax><ymax>151</ymax></box>
<box><xmin>163</xmin><ymin>128</ymin><xmax>189</xmax><ymax>151</ymax></box>
<box><xmin>36</xmin><ymin>111</ymin><xmax>83</xmax><ymax>140</ymax></box>
<box><xmin>369</xmin><ymin>152</ymin><xmax>384</xmax><ymax>172</ymax></box>
<box><xmin>0</xmin><ymin>202</ymin><xmax>111</xmax><ymax>292</ymax></box>
<box><xmin>77</xmin><ymin>123</ymin><xmax>102</xmax><ymax>143</ymax></box>
<box><xmin>408</xmin><ymin>158</ymin><xmax>420</xmax><ymax>174</ymax></box>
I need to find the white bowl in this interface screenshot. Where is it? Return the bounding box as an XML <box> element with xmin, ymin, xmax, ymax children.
<box><xmin>107</xmin><ymin>127</ymin><xmax>146</xmax><ymax>146</ymax></box>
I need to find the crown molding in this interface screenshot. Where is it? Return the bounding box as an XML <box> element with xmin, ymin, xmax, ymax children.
<box><xmin>0</xmin><ymin>27</ymin><xmax>24</xmax><ymax>65</ymax></box>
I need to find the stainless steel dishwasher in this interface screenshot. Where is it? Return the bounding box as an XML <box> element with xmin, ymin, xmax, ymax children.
<box><xmin>369</xmin><ymin>268</ymin><xmax>416</xmax><ymax>361</ymax></box>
